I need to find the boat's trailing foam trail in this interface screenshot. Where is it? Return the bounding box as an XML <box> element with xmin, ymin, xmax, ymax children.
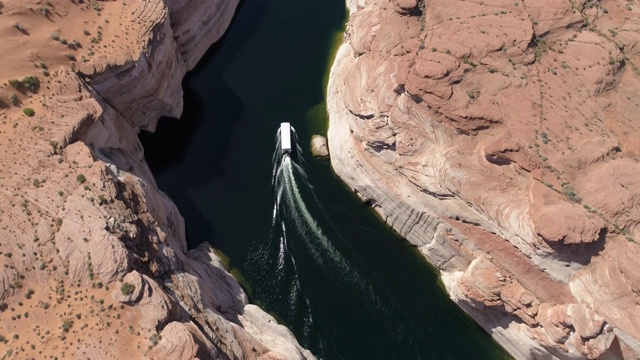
<box><xmin>266</xmin><ymin>124</ymin><xmax>389</xmax><ymax>345</ymax></box>
<box><xmin>273</xmin><ymin>125</ymin><xmax>370</xmax><ymax>285</ymax></box>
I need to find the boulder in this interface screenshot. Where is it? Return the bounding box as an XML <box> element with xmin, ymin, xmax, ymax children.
<box><xmin>310</xmin><ymin>135</ymin><xmax>329</xmax><ymax>158</ymax></box>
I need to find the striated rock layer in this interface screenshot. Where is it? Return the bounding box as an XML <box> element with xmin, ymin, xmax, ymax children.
<box><xmin>328</xmin><ymin>0</ymin><xmax>640</xmax><ymax>358</ymax></box>
<box><xmin>0</xmin><ymin>0</ymin><xmax>312</xmax><ymax>359</ymax></box>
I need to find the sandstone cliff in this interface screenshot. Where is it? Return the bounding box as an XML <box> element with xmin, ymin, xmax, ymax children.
<box><xmin>328</xmin><ymin>0</ymin><xmax>640</xmax><ymax>358</ymax></box>
<box><xmin>0</xmin><ymin>0</ymin><xmax>312</xmax><ymax>359</ymax></box>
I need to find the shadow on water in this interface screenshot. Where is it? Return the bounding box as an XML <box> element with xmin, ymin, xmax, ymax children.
<box><xmin>141</xmin><ymin>0</ymin><xmax>271</xmax><ymax>170</ymax></box>
<box><xmin>140</xmin><ymin>0</ymin><xmax>271</xmax><ymax>246</ymax></box>
<box><xmin>191</xmin><ymin>0</ymin><xmax>273</xmax><ymax>74</ymax></box>
<box><xmin>140</xmin><ymin>74</ymin><xmax>243</xmax><ymax>246</ymax></box>
<box><xmin>140</xmin><ymin>0</ymin><xmax>512</xmax><ymax>359</ymax></box>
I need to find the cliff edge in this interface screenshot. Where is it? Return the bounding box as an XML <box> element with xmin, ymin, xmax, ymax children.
<box><xmin>328</xmin><ymin>0</ymin><xmax>640</xmax><ymax>358</ymax></box>
<box><xmin>0</xmin><ymin>0</ymin><xmax>312</xmax><ymax>359</ymax></box>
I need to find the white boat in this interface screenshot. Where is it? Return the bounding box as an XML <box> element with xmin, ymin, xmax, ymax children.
<box><xmin>280</xmin><ymin>122</ymin><xmax>292</xmax><ymax>155</ymax></box>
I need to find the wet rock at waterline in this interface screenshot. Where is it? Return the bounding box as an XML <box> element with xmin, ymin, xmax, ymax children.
<box><xmin>311</xmin><ymin>135</ymin><xmax>329</xmax><ymax>158</ymax></box>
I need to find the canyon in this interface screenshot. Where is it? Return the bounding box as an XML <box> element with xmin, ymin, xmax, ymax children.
<box><xmin>0</xmin><ymin>0</ymin><xmax>312</xmax><ymax>358</ymax></box>
<box><xmin>1</xmin><ymin>0</ymin><xmax>638</xmax><ymax>359</ymax></box>
<box><xmin>327</xmin><ymin>0</ymin><xmax>640</xmax><ymax>358</ymax></box>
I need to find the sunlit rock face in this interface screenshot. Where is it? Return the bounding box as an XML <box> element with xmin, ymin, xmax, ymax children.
<box><xmin>328</xmin><ymin>0</ymin><xmax>640</xmax><ymax>358</ymax></box>
<box><xmin>0</xmin><ymin>0</ymin><xmax>313</xmax><ymax>358</ymax></box>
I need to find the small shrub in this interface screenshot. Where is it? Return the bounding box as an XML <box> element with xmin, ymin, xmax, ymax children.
<box><xmin>149</xmin><ymin>333</ymin><xmax>160</xmax><ymax>347</ymax></box>
<box><xmin>51</xmin><ymin>32</ymin><xmax>60</xmax><ymax>41</ymax></box>
<box><xmin>39</xmin><ymin>6</ymin><xmax>50</xmax><ymax>16</ymax></box>
<box><xmin>22</xmin><ymin>76</ymin><xmax>40</xmax><ymax>91</ymax></box>
<box><xmin>13</xmin><ymin>22</ymin><xmax>23</xmax><ymax>31</ymax></box>
<box><xmin>25</xmin><ymin>289</ymin><xmax>34</xmax><ymax>299</ymax></box>
<box><xmin>61</xmin><ymin>38</ymin><xmax>68</xmax><ymax>45</ymax></box>
<box><xmin>9</xmin><ymin>93</ymin><xmax>18</xmax><ymax>106</ymax></box>
<box><xmin>61</xmin><ymin>318</ymin><xmax>73</xmax><ymax>333</ymax></box>
<box><xmin>563</xmin><ymin>184</ymin><xmax>582</xmax><ymax>203</ymax></box>
<box><xmin>467</xmin><ymin>90</ymin><xmax>480</xmax><ymax>99</ymax></box>
<box><xmin>463</xmin><ymin>57</ymin><xmax>477</xmax><ymax>67</ymax></box>
<box><xmin>541</xmin><ymin>132</ymin><xmax>549</xmax><ymax>144</ymax></box>
<box><xmin>83</xmin><ymin>29</ymin><xmax>90</xmax><ymax>36</ymax></box>
<box><xmin>76</xmin><ymin>174</ymin><xmax>86</xmax><ymax>184</ymax></box>
<box><xmin>120</xmin><ymin>282</ymin><xmax>135</xmax><ymax>296</ymax></box>
<box><xmin>23</xmin><ymin>108</ymin><xmax>35</xmax><ymax>117</ymax></box>
<box><xmin>8</xmin><ymin>79</ymin><xmax>21</xmax><ymax>89</ymax></box>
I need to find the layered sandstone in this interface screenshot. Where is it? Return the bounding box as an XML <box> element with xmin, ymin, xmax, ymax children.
<box><xmin>0</xmin><ymin>0</ymin><xmax>312</xmax><ymax>359</ymax></box>
<box><xmin>328</xmin><ymin>0</ymin><xmax>640</xmax><ymax>358</ymax></box>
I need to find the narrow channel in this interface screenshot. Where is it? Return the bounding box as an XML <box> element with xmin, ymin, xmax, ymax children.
<box><xmin>140</xmin><ymin>0</ymin><xmax>511</xmax><ymax>359</ymax></box>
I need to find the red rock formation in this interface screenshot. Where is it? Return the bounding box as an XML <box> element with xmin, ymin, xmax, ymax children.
<box><xmin>328</xmin><ymin>0</ymin><xmax>640</xmax><ymax>358</ymax></box>
<box><xmin>0</xmin><ymin>0</ymin><xmax>313</xmax><ymax>358</ymax></box>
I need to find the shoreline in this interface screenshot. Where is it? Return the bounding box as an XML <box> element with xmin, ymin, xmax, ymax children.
<box><xmin>325</xmin><ymin>1</ymin><xmax>640</xmax><ymax>358</ymax></box>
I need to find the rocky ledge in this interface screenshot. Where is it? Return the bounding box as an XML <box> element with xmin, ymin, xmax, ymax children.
<box><xmin>328</xmin><ymin>0</ymin><xmax>640</xmax><ymax>358</ymax></box>
<box><xmin>0</xmin><ymin>0</ymin><xmax>312</xmax><ymax>359</ymax></box>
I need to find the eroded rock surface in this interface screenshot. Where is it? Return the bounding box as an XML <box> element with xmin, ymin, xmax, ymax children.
<box><xmin>328</xmin><ymin>0</ymin><xmax>640</xmax><ymax>358</ymax></box>
<box><xmin>311</xmin><ymin>135</ymin><xmax>330</xmax><ymax>158</ymax></box>
<box><xmin>0</xmin><ymin>0</ymin><xmax>312</xmax><ymax>359</ymax></box>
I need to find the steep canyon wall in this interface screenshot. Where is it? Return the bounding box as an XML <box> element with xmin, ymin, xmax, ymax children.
<box><xmin>0</xmin><ymin>0</ymin><xmax>312</xmax><ymax>359</ymax></box>
<box><xmin>328</xmin><ymin>0</ymin><xmax>640</xmax><ymax>358</ymax></box>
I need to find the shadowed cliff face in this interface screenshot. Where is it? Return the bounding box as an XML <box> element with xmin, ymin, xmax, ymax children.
<box><xmin>328</xmin><ymin>0</ymin><xmax>640</xmax><ymax>359</ymax></box>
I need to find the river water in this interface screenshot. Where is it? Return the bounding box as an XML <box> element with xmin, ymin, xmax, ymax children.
<box><xmin>140</xmin><ymin>0</ymin><xmax>511</xmax><ymax>359</ymax></box>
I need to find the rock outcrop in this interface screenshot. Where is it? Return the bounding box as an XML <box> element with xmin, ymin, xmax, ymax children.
<box><xmin>328</xmin><ymin>0</ymin><xmax>640</xmax><ymax>358</ymax></box>
<box><xmin>310</xmin><ymin>135</ymin><xmax>330</xmax><ymax>158</ymax></box>
<box><xmin>0</xmin><ymin>0</ymin><xmax>312</xmax><ymax>359</ymax></box>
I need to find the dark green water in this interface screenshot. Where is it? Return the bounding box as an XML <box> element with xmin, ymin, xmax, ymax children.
<box><xmin>140</xmin><ymin>0</ymin><xmax>511</xmax><ymax>359</ymax></box>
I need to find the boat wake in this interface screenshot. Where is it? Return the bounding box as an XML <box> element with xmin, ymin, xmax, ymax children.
<box><xmin>273</xmin><ymin>125</ymin><xmax>355</xmax><ymax>276</ymax></box>
<box><xmin>245</xmin><ymin>124</ymin><xmax>421</xmax><ymax>356</ymax></box>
